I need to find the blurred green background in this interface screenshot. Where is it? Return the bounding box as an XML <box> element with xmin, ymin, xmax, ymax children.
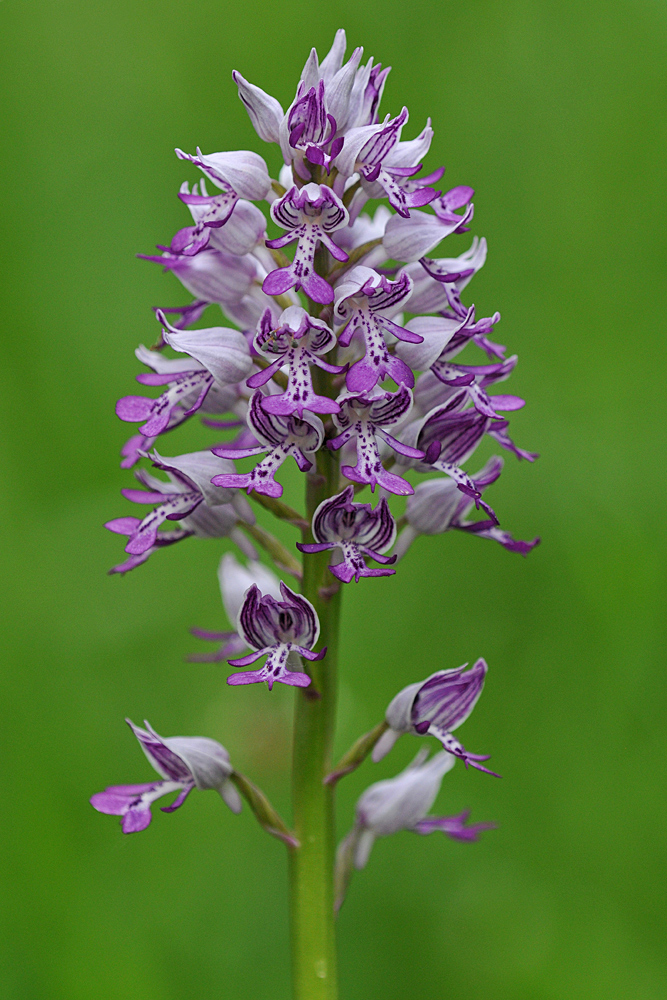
<box><xmin>1</xmin><ymin>1</ymin><xmax>666</xmax><ymax>998</ymax></box>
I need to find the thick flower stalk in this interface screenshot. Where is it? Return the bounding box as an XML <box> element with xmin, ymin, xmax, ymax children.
<box><xmin>95</xmin><ymin>29</ymin><xmax>539</xmax><ymax>1000</ymax></box>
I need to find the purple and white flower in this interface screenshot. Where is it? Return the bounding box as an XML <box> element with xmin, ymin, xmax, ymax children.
<box><xmin>90</xmin><ymin>719</ymin><xmax>241</xmax><ymax>834</ymax></box>
<box><xmin>174</xmin><ymin>147</ymin><xmax>271</xmax><ymax>212</ymax></box>
<box><xmin>333</xmin><ymin>266</ymin><xmax>422</xmax><ymax>392</ymax></box>
<box><xmin>105</xmin><ymin>449</ymin><xmax>256</xmax><ymax>570</ymax></box>
<box><xmin>400</xmin><ymin>236</ymin><xmax>488</xmax><ymax>315</ymax></box>
<box><xmin>211</xmin><ymin>390</ymin><xmax>324</xmax><ymax>498</ymax></box>
<box><xmin>178</xmin><ymin>181</ymin><xmax>268</xmax><ymax>257</ymax></box>
<box><xmin>327</xmin><ymin>385</ymin><xmax>423</xmax><ymax>495</ymax></box>
<box><xmin>233</xmin><ymin>30</ymin><xmax>391</xmax><ymax>161</ymax></box>
<box><xmin>190</xmin><ymin>553</ymin><xmax>282</xmax><ymax>663</ymax></box>
<box><xmin>338</xmin><ymin>749</ymin><xmax>493</xmax><ymax>875</ymax></box>
<box><xmin>247</xmin><ymin>306</ymin><xmax>345</xmax><ymax>417</ymax></box>
<box><xmin>138</xmin><ymin>245</ymin><xmax>259</xmax><ymax>310</ymax></box>
<box><xmin>297</xmin><ymin>486</ymin><xmax>396</xmax><ymax>583</ymax></box>
<box><xmin>263</xmin><ymin>183</ymin><xmax>349</xmax><ymax>305</ymax></box>
<box><xmin>116</xmin><ymin>312</ymin><xmax>252</xmax><ymax>444</ymax></box>
<box><xmin>227</xmin><ymin>582</ymin><xmax>325</xmax><ymax>690</ymax></box>
<box><xmin>394</xmin><ymin>457</ymin><xmax>540</xmax><ymax>559</ymax></box>
<box><xmin>333</xmin><ymin>108</ymin><xmax>440</xmax><ymax>219</ymax></box>
<box><xmin>395</xmin><ymin>397</ymin><xmax>506</xmax><ymax>514</ymax></box>
<box><xmin>372</xmin><ymin>660</ymin><xmax>499</xmax><ymax>775</ymax></box>
<box><xmin>119</xmin><ymin>344</ymin><xmax>249</xmax><ymax>469</ymax></box>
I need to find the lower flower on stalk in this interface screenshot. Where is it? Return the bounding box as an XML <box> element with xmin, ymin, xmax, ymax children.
<box><xmin>372</xmin><ymin>660</ymin><xmax>500</xmax><ymax>775</ymax></box>
<box><xmin>297</xmin><ymin>486</ymin><xmax>396</xmax><ymax>583</ymax></box>
<box><xmin>334</xmin><ymin>749</ymin><xmax>495</xmax><ymax>910</ymax></box>
<box><xmin>227</xmin><ymin>581</ymin><xmax>325</xmax><ymax>690</ymax></box>
<box><xmin>90</xmin><ymin>719</ymin><xmax>242</xmax><ymax>833</ymax></box>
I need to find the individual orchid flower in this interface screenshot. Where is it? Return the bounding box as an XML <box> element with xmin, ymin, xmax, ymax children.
<box><xmin>372</xmin><ymin>660</ymin><xmax>499</xmax><ymax>775</ymax></box>
<box><xmin>335</xmin><ymin>749</ymin><xmax>494</xmax><ymax>908</ymax></box>
<box><xmin>333</xmin><ymin>108</ymin><xmax>440</xmax><ymax>219</ymax></box>
<box><xmin>382</xmin><ymin>187</ymin><xmax>475</xmax><ymax>264</ymax></box>
<box><xmin>427</xmin><ymin>355</ymin><xmax>525</xmax><ymax>419</ymax></box>
<box><xmin>397</xmin><ymin>309</ymin><xmax>522</xmax><ymax>419</ymax></box>
<box><xmin>286</xmin><ymin>31</ymin><xmax>388</xmax><ymax>144</ymax></box>
<box><xmin>227</xmin><ymin>581</ymin><xmax>325</xmax><ymax>689</ymax></box>
<box><xmin>333</xmin><ymin>266</ymin><xmax>423</xmax><ymax>392</ymax></box>
<box><xmin>105</xmin><ymin>449</ymin><xmax>256</xmax><ymax>566</ymax></box>
<box><xmin>396</xmin><ymin>306</ymin><xmax>505</xmax><ymax>380</ymax></box>
<box><xmin>280</xmin><ymin>78</ymin><xmax>345</xmax><ymax>177</ymax></box>
<box><xmin>395</xmin><ymin>389</ymin><xmax>537</xmax><ymax>516</ymax></box>
<box><xmin>394</xmin><ymin>456</ymin><xmax>540</xmax><ymax>559</ymax></box>
<box><xmin>116</xmin><ymin>312</ymin><xmax>252</xmax><ymax>442</ymax></box>
<box><xmin>297</xmin><ymin>486</ymin><xmax>396</xmax><ymax>583</ymax></box>
<box><xmin>91</xmin><ymin>719</ymin><xmax>242</xmax><ymax>834</ymax></box>
<box><xmin>119</xmin><ymin>344</ymin><xmax>249</xmax><ymax>469</ymax></box>
<box><xmin>189</xmin><ymin>552</ymin><xmax>282</xmax><ymax>662</ymax></box>
<box><xmin>327</xmin><ymin>385</ymin><xmax>424</xmax><ymax>495</ymax></box>
<box><xmin>247</xmin><ymin>306</ymin><xmax>345</xmax><ymax>417</ymax></box>
<box><xmin>177</xmin><ymin>181</ymin><xmax>268</xmax><ymax>257</ymax></box>
<box><xmin>262</xmin><ymin>183</ymin><xmax>349</xmax><ymax>305</ymax></box>
<box><xmin>232</xmin><ymin>30</ymin><xmax>390</xmax><ymax>154</ymax></box>
<box><xmin>210</xmin><ymin>389</ymin><xmax>324</xmax><ymax>498</ymax></box>
<box><xmin>174</xmin><ymin>147</ymin><xmax>271</xmax><ymax>216</ymax></box>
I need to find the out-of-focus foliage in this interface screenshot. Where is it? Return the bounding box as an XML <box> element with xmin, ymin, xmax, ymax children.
<box><xmin>0</xmin><ymin>2</ymin><xmax>665</xmax><ymax>998</ymax></box>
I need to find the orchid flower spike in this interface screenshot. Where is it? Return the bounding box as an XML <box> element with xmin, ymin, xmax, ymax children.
<box><xmin>189</xmin><ymin>552</ymin><xmax>282</xmax><ymax>662</ymax></box>
<box><xmin>227</xmin><ymin>581</ymin><xmax>325</xmax><ymax>690</ymax></box>
<box><xmin>90</xmin><ymin>719</ymin><xmax>242</xmax><ymax>834</ymax></box>
<box><xmin>372</xmin><ymin>660</ymin><xmax>500</xmax><ymax>776</ymax></box>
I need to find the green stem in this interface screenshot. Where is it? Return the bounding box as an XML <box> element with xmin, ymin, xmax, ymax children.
<box><xmin>289</xmin><ymin>371</ymin><xmax>341</xmax><ymax>999</ymax></box>
<box><xmin>237</xmin><ymin>522</ymin><xmax>303</xmax><ymax>580</ymax></box>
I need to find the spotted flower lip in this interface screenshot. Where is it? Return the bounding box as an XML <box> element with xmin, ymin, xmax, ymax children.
<box><xmin>328</xmin><ymin>385</ymin><xmax>424</xmax><ymax>495</ymax></box>
<box><xmin>297</xmin><ymin>486</ymin><xmax>397</xmax><ymax>583</ymax></box>
<box><xmin>227</xmin><ymin>581</ymin><xmax>325</xmax><ymax>690</ymax></box>
<box><xmin>333</xmin><ymin>266</ymin><xmax>422</xmax><ymax>392</ymax></box>
<box><xmin>372</xmin><ymin>660</ymin><xmax>500</xmax><ymax>776</ymax></box>
<box><xmin>262</xmin><ymin>183</ymin><xmax>349</xmax><ymax>305</ymax></box>
<box><xmin>90</xmin><ymin>719</ymin><xmax>242</xmax><ymax>834</ymax></box>
<box><xmin>211</xmin><ymin>389</ymin><xmax>324</xmax><ymax>498</ymax></box>
<box><xmin>248</xmin><ymin>306</ymin><xmax>345</xmax><ymax>417</ymax></box>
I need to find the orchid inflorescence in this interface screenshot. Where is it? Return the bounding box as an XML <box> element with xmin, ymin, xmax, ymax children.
<box><xmin>93</xmin><ymin>30</ymin><xmax>538</xmax><ymax>997</ymax></box>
